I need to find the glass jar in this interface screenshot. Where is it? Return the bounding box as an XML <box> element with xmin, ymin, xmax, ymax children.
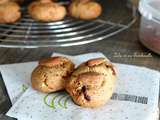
<box><xmin>139</xmin><ymin>0</ymin><xmax>160</xmax><ymax>54</ymax></box>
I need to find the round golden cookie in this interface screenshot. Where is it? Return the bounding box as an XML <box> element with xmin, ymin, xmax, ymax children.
<box><xmin>0</xmin><ymin>0</ymin><xmax>21</xmax><ymax>24</ymax></box>
<box><xmin>68</xmin><ymin>0</ymin><xmax>102</xmax><ymax>20</ymax></box>
<box><xmin>28</xmin><ymin>0</ymin><xmax>66</xmax><ymax>22</ymax></box>
<box><xmin>31</xmin><ymin>56</ymin><xmax>74</xmax><ymax>93</ymax></box>
<box><xmin>66</xmin><ymin>58</ymin><xmax>117</xmax><ymax>108</ymax></box>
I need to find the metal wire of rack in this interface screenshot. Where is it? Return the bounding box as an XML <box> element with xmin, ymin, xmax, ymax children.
<box><xmin>0</xmin><ymin>0</ymin><xmax>137</xmax><ymax>48</ymax></box>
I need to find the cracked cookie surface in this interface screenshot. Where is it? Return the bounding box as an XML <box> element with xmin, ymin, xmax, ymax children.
<box><xmin>31</xmin><ymin>56</ymin><xmax>74</xmax><ymax>93</ymax></box>
<box><xmin>66</xmin><ymin>58</ymin><xmax>117</xmax><ymax>108</ymax></box>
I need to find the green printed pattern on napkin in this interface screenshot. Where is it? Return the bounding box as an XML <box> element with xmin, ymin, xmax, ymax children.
<box><xmin>44</xmin><ymin>92</ymin><xmax>70</xmax><ymax>109</ymax></box>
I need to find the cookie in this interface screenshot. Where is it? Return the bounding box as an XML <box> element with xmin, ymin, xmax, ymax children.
<box><xmin>68</xmin><ymin>0</ymin><xmax>102</xmax><ymax>20</ymax></box>
<box><xmin>31</xmin><ymin>56</ymin><xmax>74</xmax><ymax>93</ymax></box>
<box><xmin>28</xmin><ymin>0</ymin><xmax>66</xmax><ymax>22</ymax></box>
<box><xmin>66</xmin><ymin>58</ymin><xmax>117</xmax><ymax>108</ymax></box>
<box><xmin>0</xmin><ymin>0</ymin><xmax>21</xmax><ymax>24</ymax></box>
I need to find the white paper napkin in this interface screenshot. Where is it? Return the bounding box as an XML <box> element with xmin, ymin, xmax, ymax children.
<box><xmin>0</xmin><ymin>52</ymin><xmax>159</xmax><ymax>120</ymax></box>
<box><xmin>0</xmin><ymin>61</ymin><xmax>37</xmax><ymax>104</ymax></box>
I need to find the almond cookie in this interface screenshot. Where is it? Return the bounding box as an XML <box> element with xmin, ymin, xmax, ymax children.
<box><xmin>28</xmin><ymin>0</ymin><xmax>66</xmax><ymax>22</ymax></box>
<box><xmin>68</xmin><ymin>0</ymin><xmax>102</xmax><ymax>20</ymax></box>
<box><xmin>31</xmin><ymin>56</ymin><xmax>74</xmax><ymax>93</ymax></box>
<box><xmin>66</xmin><ymin>58</ymin><xmax>117</xmax><ymax>108</ymax></box>
<box><xmin>0</xmin><ymin>0</ymin><xmax>21</xmax><ymax>24</ymax></box>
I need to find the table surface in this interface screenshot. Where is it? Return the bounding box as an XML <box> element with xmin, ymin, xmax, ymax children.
<box><xmin>0</xmin><ymin>18</ymin><xmax>160</xmax><ymax>119</ymax></box>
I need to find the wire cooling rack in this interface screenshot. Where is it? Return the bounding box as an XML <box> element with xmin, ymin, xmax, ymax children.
<box><xmin>0</xmin><ymin>0</ymin><xmax>136</xmax><ymax>48</ymax></box>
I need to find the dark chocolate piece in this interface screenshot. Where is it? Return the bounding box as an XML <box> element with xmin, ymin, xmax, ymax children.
<box><xmin>82</xmin><ymin>86</ymin><xmax>91</xmax><ymax>101</ymax></box>
<box><xmin>106</xmin><ymin>65</ymin><xmax>116</xmax><ymax>75</ymax></box>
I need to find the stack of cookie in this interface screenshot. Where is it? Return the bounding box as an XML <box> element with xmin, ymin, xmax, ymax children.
<box><xmin>31</xmin><ymin>56</ymin><xmax>117</xmax><ymax>108</ymax></box>
<box><xmin>0</xmin><ymin>0</ymin><xmax>102</xmax><ymax>24</ymax></box>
